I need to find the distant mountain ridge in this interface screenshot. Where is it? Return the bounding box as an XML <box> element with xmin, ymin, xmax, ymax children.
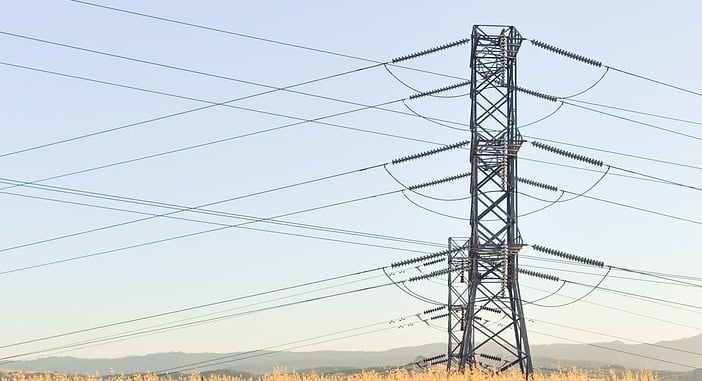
<box><xmin>5</xmin><ymin>335</ymin><xmax>701</xmax><ymax>375</ymax></box>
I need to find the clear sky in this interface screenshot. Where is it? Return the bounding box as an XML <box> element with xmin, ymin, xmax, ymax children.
<box><xmin>1</xmin><ymin>0</ymin><xmax>701</xmax><ymax>369</ymax></box>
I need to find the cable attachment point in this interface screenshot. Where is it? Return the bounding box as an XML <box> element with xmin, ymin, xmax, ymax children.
<box><xmin>517</xmin><ymin>176</ymin><xmax>559</xmax><ymax>192</ymax></box>
<box><xmin>518</xmin><ymin>268</ymin><xmax>560</xmax><ymax>282</ymax></box>
<box><xmin>409</xmin><ymin>172</ymin><xmax>470</xmax><ymax>190</ymax></box>
<box><xmin>531</xmin><ymin>244</ymin><xmax>605</xmax><ymax>268</ymax></box>
<box><xmin>530</xmin><ymin>40</ymin><xmax>602</xmax><ymax>67</ymax></box>
<box><xmin>531</xmin><ymin>140</ymin><xmax>604</xmax><ymax>167</ymax></box>
<box><xmin>410</xmin><ymin>81</ymin><xmax>470</xmax><ymax>100</ymax></box>
<box><xmin>514</xmin><ymin>86</ymin><xmax>559</xmax><ymax>102</ymax></box>
<box><xmin>392</xmin><ymin>38</ymin><xmax>470</xmax><ymax>63</ymax></box>
<box><xmin>392</xmin><ymin>140</ymin><xmax>469</xmax><ymax>164</ymax></box>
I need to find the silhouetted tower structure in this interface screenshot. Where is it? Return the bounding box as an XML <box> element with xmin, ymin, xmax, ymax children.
<box><xmin>447</xmin><ymin>25</ymin><xmax>532</xmax><ymax>375</ymax></box>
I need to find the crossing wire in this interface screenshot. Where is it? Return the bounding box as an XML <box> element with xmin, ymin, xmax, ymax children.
<box><xmin>2</xmin><ymin>261</ymin><xmax>698</xmax><ymax>367</ymax></box>
<box><xmin>0</xmin><ymin>165</ymin><xmax>446</xmax><ymax>255</ymax></box>
<box><xmin>0</xmin><ymin>188</ymin><xmax>403</xmax><ymax>276</ymax></box>
<box><xmin>2</xmin><ymin>155</ymin><xmax>701</xmax><ymax>283</ymax></box>
<box><xmin>529</xmin><ymin>329</ymin><xmax>699</xmax><ymax>370</ymax></box>
<box><xmin>531</xmin><ymin>318</ymin><xmax>702</xmax><ymax>358</ymax></box>
<box><xmin>6</xmin><ymin>56</ymin><xmax>702</xmax><ymax>187</ymax></box>
<box><xmin>66</xmin><ymin>0</ymin><xmax>466</xmax><ymax>81</ymax></box>
<box><xmin>0</xmin><ymin>60</ymin><xmax>462</xmax><ymax>157</ymax></box>
<box><xmin>0</xmin><ymin>266</ymin><xmax>389</xmax><ymax>351</ymax></box>
<box><xmin>0</xmin><ymin>271</ymin><xmax>395</xmax><ymax>363</ymax></box>
<box><xmin>529</xmin><ymin>38</ymin><xmax>702</xmax><ymax>98</ymax></box>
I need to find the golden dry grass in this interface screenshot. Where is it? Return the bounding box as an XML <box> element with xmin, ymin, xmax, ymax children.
<box><xmin>0</xmin><ymin>368</ymin><xmax>658</xmax><ymax>381</ymax></box>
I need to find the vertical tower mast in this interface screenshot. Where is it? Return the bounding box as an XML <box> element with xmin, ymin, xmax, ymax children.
<box><xmin>449</xmin><ymin>24</ymin><xmax>532</xmax><ymax>375</ymax></box>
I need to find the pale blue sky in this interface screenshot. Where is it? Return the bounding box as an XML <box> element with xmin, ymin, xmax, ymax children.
<box><xmin>1</xmin><ymin>0</ymin><xmax>701</xmax><ymax>367</ymax></box>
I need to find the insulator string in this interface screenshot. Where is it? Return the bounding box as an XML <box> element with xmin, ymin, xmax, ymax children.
<box><xmin>531</xmin><ymin>244</ymin><xmax>605</xmax><ymax>268</ymax></box>
<box><xmin>517</xmin><ymin>177</ymin><xmax>559</xmax><ymax>192</ymax></box>
<box><xmin>410</xmin><ymin>81</ymin><xmax>471</xmax><ymax>100</ymax></box>
<box><xmin>392</xmin><ymin>140</ymin><xmax>470</xmax><ymax>164</ymax></box>
<box><xmin>392</xmin><ymin>38</ymin><xmax>471</xmax><ymax>63</ymax></box>
<box><xmin>531</xmin><ymin>140</ymin><xmax>604</xmax><ymax>167</ymax></box>
<box><xmin>514</xmin><ymin>86</ymin><xmax>559</xmax><ymax>102</ymax></box>
<box><xmin>530</xmin><ymin>39</ymin><xmax>603</xmax><ymax>67</ymax></box>
<box><xmin>519</xmin><ymin>268</ymin><xmax>560</xmax><ymax>282</ymax></box>
<box><xmin>391</xmin><ymin>247</ymin><xmax>463</xmax><ymax>268</ymax></box>
<box><xmin>408</xmin><ymin>172</ymin><xmax>471</xmax><ymax>190</ymax></box>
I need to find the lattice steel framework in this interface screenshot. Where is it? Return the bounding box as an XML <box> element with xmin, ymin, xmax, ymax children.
<box><xmin>447</xmin><ymin>25</ymin><xmax>532</xmax><ymax>375</ymax></box>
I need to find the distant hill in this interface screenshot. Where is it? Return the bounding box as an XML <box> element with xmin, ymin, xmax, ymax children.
<box><xmin>4</xmin><ymin>335</ymin><xmax>701</xmax><ymax>375</ymax></box>
<box><xmin>530</xmin><ymin>334</ymin><xmax>702</xmax><ymax>372</ymax></box>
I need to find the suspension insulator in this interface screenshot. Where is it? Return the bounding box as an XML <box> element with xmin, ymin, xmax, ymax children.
<box><xmin>481</xmin><ymin>306</ymin><xmax>503</xmax><ymax>314</ymax></box>
<box><xmin>530</xmin><ymin>40</ymin><xmax>602</xmax><ymax>67</ymax></box>
<box><xmin>532</xmin><ymin>244</ymin><xmax>605</xmax><ymax>267</ymax></box>
<box><xmin>392</xmin><ymin>140</ymin><xmax>469</xmax><ymax>165</ymax></box>
<box><xmin>391</xmin><ymin>246</ymin><xmax>463</xmax><ymax>268</ymax></box>
<box><xmin>422</xmin><ymin>353</ymin><xmax>448</xmax><ymax>363</ymax></box>
<box><xmin>410</xmin><ymin>81</ymin><xmax>470</xmax><ymax>100</ymax></box>
<box><xmin>479</xmin><ymin>353</ymin><xmax>503</xmax><ymax>362</ymax></box>
<box><xmin>423</xmin><ymin>257</ymin><xmax>445</xmax><ymax>267</ymax></box>
<box><xmin>430</xmin><ymin>358</ymin><xmax>449</xmax><ymax>366</ymax></box>
<box><xmin>392</xmin><ymin>38</ymin><xmax>471</xmax><ymax>63</ymax></box>
<box><xmin>423</xmin><ymin>305</ymin><xmax>446</xmax><ymax>315</ymax></box>
<box><xmin>514</xmin><ymin>86</ymin><xmax>559</xmax><ymax>102</ymax></box>
<box><xmin>409</xmin><ymin>172</ymin><xmax>470</xmax><ymax>190</ymax></box>
<box><xmin>430</xmin><ymin>313</ymin><xmax>449</xmax><ymax>320</ymax></box>
<box><xmin>409</xmin><ymin>268</ymin><xmax>452</xmax><ymax>282</ymax></box>
<box><xmin>517</xmin><ymin>176</ymin><xmax>559</xmax><ymax>192</ymax></box>
<box><xmin>519</xmin><ymin>268</ymin><xmax>560</xmax><ymax>282</ymax></box>
<box><xmin>531</xmin><ymin>140</ymin><xmax>604</xmax><ymax>167</ymax></box>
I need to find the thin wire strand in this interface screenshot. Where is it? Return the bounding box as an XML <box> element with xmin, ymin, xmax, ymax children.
<box><xmin>562</xmin><ymin>99</ymin><xmax>702</xmax><ymax>142</ymax></box>
<box><xmin>66</xmin><ymin>1</ymin><xmax>467</xmax><ymax>81</ymax></box>
<box><xmin>560</xmin><ymin>67</ymin><xmax>610</xmax><ymax>99</ymax></box>
<box><xmin>383</xmin><ymin>64</ymin><xmax>469</xmax><ymax>99</ymax></box>
<box><xmin>400</xmin><ymin>191</ymin><xmax>469</xmax><ymax>221</ymax></box>
<box><xmin>0</xmin><ymin>189</ymin><xmax>404</xmax><ymax>276</ymax></box>
<box><xmin>566</xmin><ymin>98</ymin><xmax>702</xmax><ymax>127</ymax></box>
<box><xmin>383</xmin><ymin>164</ymin><xmax>469</xmax><ymax>202</ymax></box>
<box><xmin>0</xmin><ymin>266</ymin><xmax>386</xmax><ymax>350</ymax></box>
<box><xmin>526</xmin><ymin>267</ymin><xmax>611</xmax><ymax>308</ymax></box>
<box><xmin>608</xmin><ymin>66</ymin><xmax>702</xmax><ymax>98</ymax></box>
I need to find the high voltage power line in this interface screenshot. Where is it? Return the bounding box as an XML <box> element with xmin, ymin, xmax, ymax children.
<box><xmin>0</xmin><ymin>261</ymin><xmax>698</xmax><ymax>367</ymax></box>
<box><xmin>5</xmin><ymin>57</ymin><xmax>701</xmax><ymax>191</ymax></box>
<box><xmin>2</xmin><ymin>32</ymin><xmax>701</xmax><ymax>192</ymax></box>
<box><xmin>2</xmin><ymin>146</ymin><xmax>702</xmax><ymax>277</ymax></box>
<box><xmin>65</xmin><ymin>0</ymin><xmax>702</xmax><ymax>103</ymax></box>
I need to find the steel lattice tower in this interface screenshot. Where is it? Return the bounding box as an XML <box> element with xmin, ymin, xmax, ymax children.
<box><xmin>447</xmin><ymin>25</ymin><xmax>532</xmax><ymax>375</ymax></box>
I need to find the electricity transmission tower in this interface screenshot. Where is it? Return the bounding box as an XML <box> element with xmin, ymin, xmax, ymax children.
<box><xmin>447</xmin><ymin>25</ymin><xmax>533</xmax><ymax>375</ymax></box>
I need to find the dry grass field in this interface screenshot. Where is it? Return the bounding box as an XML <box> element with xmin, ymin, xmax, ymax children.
<box><xmin>0</xmin><ymin>369</ymin><xmax>658</xmax><ymax>381</ymax></box>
